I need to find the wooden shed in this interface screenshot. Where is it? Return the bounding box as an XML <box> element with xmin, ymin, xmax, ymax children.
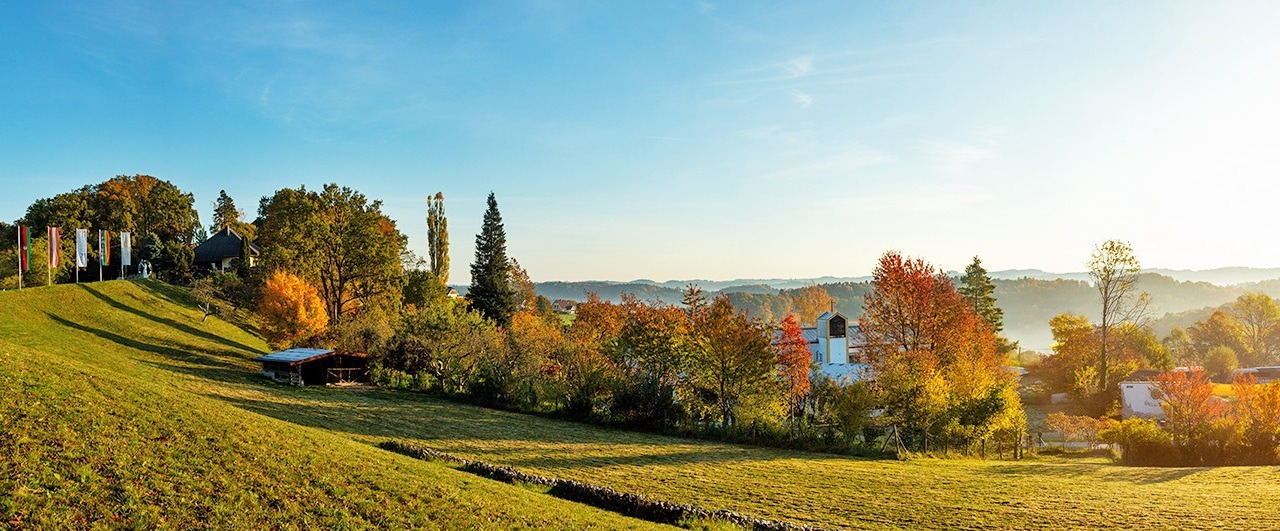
<box><xmin>253</xmin><ymin>348</ymin><xmax>373</xmax><ymax>386</ymax></box>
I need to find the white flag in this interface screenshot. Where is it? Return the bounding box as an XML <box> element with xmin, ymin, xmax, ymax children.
<box><xmin>75</xmin><ymin>229</ymin><xmax>88</xmax><ymax>268</ymax></box>
<box><xmin>120</xmin><ymin>232</ymin><xmax>132</xmax><ymax>266</ymax></box>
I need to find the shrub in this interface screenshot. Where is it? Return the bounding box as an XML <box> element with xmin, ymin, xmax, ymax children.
<box><xmin>1099</xmin><ymin>418</ymin><xmax>1173</xmax><ymax>465</ymax></box>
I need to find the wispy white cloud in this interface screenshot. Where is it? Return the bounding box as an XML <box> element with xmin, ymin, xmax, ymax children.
<box><xmin>791</xmin><ymin>89</ymin><xmax>813</xmax><ymax>108</ymax></box>
<box><xmin>787</xmin><ymin>54</ymin><xmax>813</xmax><ymax>77</ymax></box>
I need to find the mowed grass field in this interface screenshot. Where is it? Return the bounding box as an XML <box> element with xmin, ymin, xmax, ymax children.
<box><xmin>5</xmin><ymin>281</ymin><xmax>1280</xmax><ymax>529</ymax></box>
<box><xmin>0</xmin><ymin>281</ymin><xmax>666</xmax><ymax>530</ymax></box>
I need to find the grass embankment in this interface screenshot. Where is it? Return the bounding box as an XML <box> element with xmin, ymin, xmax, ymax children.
<box><xmin>0</xmin><ymin>281</ymin><xmax>665</xmax><ymax>529</ymax></box>
<box><xmin>5</xmin><ymin>281</ymin><xmax>1280</xmax><ymax>529</ymax></box>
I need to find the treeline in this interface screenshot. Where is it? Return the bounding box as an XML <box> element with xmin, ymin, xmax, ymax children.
<box><xmin>378</xmin><ymin>249</ymin><xmax>1025</xmax><ymax>457</ymax></box>
<box><xmin>1032</xmin><ymin>292</ymin><xmax>1280</xmax><ymax>414</ymax></box>
<box><xmin>0</xmin><ymin>175</ymin><xmax>200</xmax><ymax>286</ymax></box>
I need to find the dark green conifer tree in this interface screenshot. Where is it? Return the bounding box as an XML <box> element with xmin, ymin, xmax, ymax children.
<box><xmin>958</xmin><ymin>256</ymin><xmax>1004</xmax><ymax>334</ymax></box>
<box><xmin>468</xmin><ymin>192</ymin><xmax>517</xmax><ymax>326</ymax></box>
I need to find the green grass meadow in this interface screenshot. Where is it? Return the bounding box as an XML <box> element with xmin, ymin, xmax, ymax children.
<box><xmin>0</xmin><ymin>281</ymin><xmax>665</xmax><ymax>529</ymax></box>
<box><xmin>4</xmin><ymin>280</ymin><xmax>1280</xmax><ymax>529</ymax></box>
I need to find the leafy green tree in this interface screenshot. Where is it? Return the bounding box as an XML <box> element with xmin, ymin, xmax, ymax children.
<box><xmin>1164</xmin><ymin>327</ymin><xmax>1195</xmax><ymax>365</ymax></box>
<box><xmin>1088</xmin><ymin>239</ymin><xmax>1149</xmax><ymax>390</ymax></box>
<box><xmin>20</xmin><ymin>175</ymin><xmax>199</xmax><ymax>282</ymax></box>
<box><xmin>468</xmin><ymin>192</ymin><xmax>517</xmax><ymax>327</ymax></box>
<box><xmin>1188</xmin><ymin>310</ymin><xmax>1247</xmax><ymax>364</ymax></box>
<box><xmin>958</xmin><ymin>256</ymin><xmax>1004</xmax><ymax>334</ymax></box>
<box><xmin>1204</xmin><ymin>346</ymin><xmax>1240</xmax><ymax>382</ymax></box>
<box><xmin>258</xmin><ymin>184</ymin><xmax>408</xmax><ymax>324</ymax></box>
<box><xmin>141</xmin><ymin>233</ymin><xmax>164</xmax><ymax>264</ymax></box>
<box><xmin>683</xmin><ymin>295</ymin><xmax>780</xmax><ymax>427</ymax></box>
<box><xmin>212</xmin><ymin>190</ymin><xmax>241</xmax><ymax>231</ymax></box>
<box><xmin>427</xmin><ymin>191</ymin><xmax>449</xmax><ymax>285</ymax></box>
<box><xmin>383</xmin><ymin>302</ymin><xmax>499</xmax><ymax>394</ymax></box>
<box><xmin>610</xmin><ymin>296</ymin><xmax>692</xmax><ymax>428</ymax></box>
<box><xmin>210</xmin><ymin>189</ymin><xmax>257</xmax><ymax>240</ymax></box>
<box><xmin>1232</xmin><ymin>293</ymin><xmax>1280</xmax><ymax>366</ymax></box>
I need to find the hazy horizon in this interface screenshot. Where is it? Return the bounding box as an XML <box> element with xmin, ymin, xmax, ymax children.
<box><xmin>5</xmin><ymin>2</ymin><xmax>1279</xmax><ymax>284</ymax></box>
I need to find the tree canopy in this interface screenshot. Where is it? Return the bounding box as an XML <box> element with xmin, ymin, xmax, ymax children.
<box><xmin>959</xmin><ymin>256</ymin><xmax>1003</xmax><ymax>334</ymax></box>
<box><xmin>18</xmin><ymin>175</ymin><xmax>199</xmax><ymax>281</ymax></box>
<box><xmin>257</xmin><ymin>184</ymin><xmax>408</xmax><ymax>324</ymax></box>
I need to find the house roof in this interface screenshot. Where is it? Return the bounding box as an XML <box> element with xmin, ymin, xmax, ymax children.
<box><xmin>253</xmin><ymin>348</ymin><xmax>374</xmax><ymax>366</ymax></box>
<box><xmin>253</xmin><ymin>348</ymin><xmax>335</xmax><ymax>364</ymax></box>
<box><xmin>194</xmin><ymin>226</ymin><xmax>261</xmax><ymax>264</ymax></box>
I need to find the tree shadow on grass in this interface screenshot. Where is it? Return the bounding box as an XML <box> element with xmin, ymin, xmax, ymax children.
<box><xmin>80</xmin><ymin>283</ymin><xmax>264</xmax><ymax>356</ymax></box>
<box><xmin>136</xmin><ymin>358</ymin><xmax>261</xmax><ymax>387</ymax></box>
<box><xmin>47</xmin><ymin>313</ymin><xmax>248</xmax><ymax>376</ymax></box>
<box><xmin>984</xmin><ymin>461</ymin><xmax>1205</xmax><ymax>484</ymax></box>
<box><xmin>214</xmin><ymin>391</ymin><xmax>811</xmax><ymax>470</ymax></box>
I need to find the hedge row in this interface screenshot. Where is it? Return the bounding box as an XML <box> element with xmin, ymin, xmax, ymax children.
<box><xmin>380</xmin><ymin>440</ymin><xmax>825</xmax><ymax>531</ymax></box>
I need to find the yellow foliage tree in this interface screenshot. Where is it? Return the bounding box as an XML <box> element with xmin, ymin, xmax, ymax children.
<box><xmin>259</xmin><ymin>270</ymin><xmax>329</xmax><ymax>349</ymax></box>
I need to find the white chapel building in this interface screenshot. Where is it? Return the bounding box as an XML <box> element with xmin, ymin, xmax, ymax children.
<box><xmin>802</xmin><ymin>311</ymin><xmax>871</xmax><ymax>383</ymax></box>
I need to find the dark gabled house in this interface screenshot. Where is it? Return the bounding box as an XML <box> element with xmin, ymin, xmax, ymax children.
<box><xmin>194</xmin><ymin>226</ymin><xmax>261</xmax><ymax>272</ymax></box>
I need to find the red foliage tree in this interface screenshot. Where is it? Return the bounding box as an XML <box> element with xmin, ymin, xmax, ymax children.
<box><xmin>776</xmin><ymin>314</ymin><xmax>813</xmax><ymax>420</ymax></box>
<box><xmin>1152</xmin><ymin>368</ymin><xmax>1227</xmax><ymax>450</ymax></box>
<box><xmin>857</xmin><ymin>251</ymin><xmax>1016</xmax><ymax>441</ymax></box>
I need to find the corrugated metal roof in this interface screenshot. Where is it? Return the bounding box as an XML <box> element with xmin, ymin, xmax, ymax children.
<box><xmin>253</xmin><ymin>348</ymin><xmax>335</xmax><ymax>364</ymax></box>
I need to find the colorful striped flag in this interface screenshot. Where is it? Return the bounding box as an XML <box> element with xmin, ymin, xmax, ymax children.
<box><xmin>99</xmin><ymin>230</ymin><xmax>110</xmax><ymax>266</ymax></box>
<box><xmin>48</xmin><ymin>227</ymin><xmax>60</xmax><ymax>268</ymax></box>
<box><xmin>18</xmin><ymin>226</ymin><xmax>29</xmax><ymax>272</ymax></box>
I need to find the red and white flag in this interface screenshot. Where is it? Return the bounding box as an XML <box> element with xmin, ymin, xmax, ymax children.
<box><xmin>18</xmin><ymin>226</ymin><xmax>29</xmax><ymax>272</ymax></box>
<box><xmin>48</xmin><ymin>227</ymin><xmax>60</xmax><ymax>268</ymax></box>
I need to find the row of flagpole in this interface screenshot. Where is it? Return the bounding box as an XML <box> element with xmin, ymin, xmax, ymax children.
<box><xmin>13</xmin><ymin>226</ymin><xmax>133</xmax><ymax>289</ymax></box>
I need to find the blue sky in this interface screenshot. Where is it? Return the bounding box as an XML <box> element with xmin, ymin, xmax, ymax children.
<box><xmin>4</xmin><ymin>1</ymin><xmax>1280</xmax><ymax>283</ymax></box>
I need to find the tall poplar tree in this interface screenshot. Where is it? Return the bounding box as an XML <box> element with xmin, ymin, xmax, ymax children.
<box><xmin>427</xmin><ymin>191</ymin><xmax>449</xmax><ymax>285</ymax></box>
<box><xmin>958</xmin><ymin>256</ymin><xmax>1003</xmax><ymax>334</ymax></box>
<box><xmin>468</xmin><ymin>192</ymin><xmax>517</xmax><ymax>326</ymax></box>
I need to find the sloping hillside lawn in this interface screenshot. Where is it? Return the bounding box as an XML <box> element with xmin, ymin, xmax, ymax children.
<box><xmin>5</xmin><ymin>280</ymin><xmax>1280</xmax><ymax>529</ymax></box>
<box><xmin>0</xmin><ymin>281</ymin><xmax>665</xmax><ymax>529</ymax></box>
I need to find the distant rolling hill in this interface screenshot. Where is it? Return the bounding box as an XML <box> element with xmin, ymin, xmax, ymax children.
<box><xmin>528</xmin><ymin>269</ymin><xmax>1280</xmax><ymax>352</ymax></box>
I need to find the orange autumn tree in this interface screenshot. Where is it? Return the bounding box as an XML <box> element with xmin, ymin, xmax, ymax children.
<box><xmin>1231</xmin><ymin>374</ymin><xmax>1280</xmax><ymax>461</ymax></box>
<box><xmin>857</xmin><ymin>251</ymin><xmax>1023</xmax><ymax>449</ymax></box>
<box><xmin>775</xmin><ymin>314</ymin><xmax>813</xmax><ymax>425</ymax></box>
<box><xmin>259</xmin><ymin>270</ymin><xmax>329</xmax><ymax>349</ymax></box>
<box><xmin>1152</xmin><ymin>368</ymin><xmax>1228</xmax><ymax>455</ymax></box>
